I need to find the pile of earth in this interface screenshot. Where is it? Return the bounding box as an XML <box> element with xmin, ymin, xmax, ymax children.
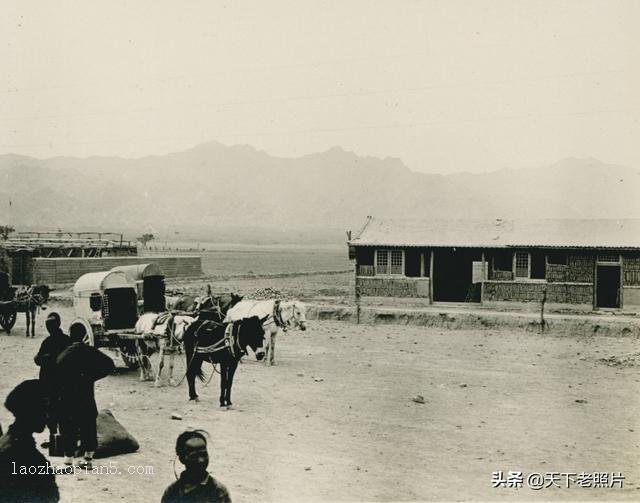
<box><xmin>247</xmin><ymin>287</ymin><xmax>289</xmax><ymax>300</ymax></box>
<box><xmin>598</xmin><ymin>352</ymin><xmax>640</xmax><ymax>367</ymax></box>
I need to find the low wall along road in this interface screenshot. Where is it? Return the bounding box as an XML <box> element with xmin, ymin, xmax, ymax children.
<box><xmin>32</xmin><ymin>256</ymin><xmax>202</xmax><ymax>284</ymax></box>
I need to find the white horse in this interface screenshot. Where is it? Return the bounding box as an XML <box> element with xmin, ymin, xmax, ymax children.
<box><xmin>134</xmin><ymin>312</ymin><xmax>196</xmax><ymax>386</ymax></box>
<box><xmin>225</xmin><ymin>299</ymin><xmax>307</xmax><ymax>365</ymax></box>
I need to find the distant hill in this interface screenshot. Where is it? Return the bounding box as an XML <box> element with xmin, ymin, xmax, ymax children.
<box><xmin>447</xmin><ymin>157</ymin><xmax>640</xmax><ymax>219</ymax></box>
<box><xmin>1</xmin><ymin>142</ymin><xmax>639</xmax><ymax>242</ymax></box>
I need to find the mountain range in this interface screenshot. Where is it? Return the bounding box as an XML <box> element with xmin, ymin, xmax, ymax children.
<box><xmin>1</xmin><ymin>141</ymin><xmax>639</xmax><ymax>242</ymax></box>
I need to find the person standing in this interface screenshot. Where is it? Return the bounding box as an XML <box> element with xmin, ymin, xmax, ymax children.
<box><xmin>34</xmin><ymin>312</ymin><xmax>70</xmax><ymax>448</ymax></box>
<box><xmin>56</xmin><ymin>324</ymin><xmax>114</xmax><ymax>469</ymax></box>
<box><xmin>161</xmin><ymin>430</ymin><xmax>231</xmax><ymax>503</ymax></box>
<box><xmin>0</xmin><ymin>379</ymin><xmax>60</xmax><ymax>502</ymax></box>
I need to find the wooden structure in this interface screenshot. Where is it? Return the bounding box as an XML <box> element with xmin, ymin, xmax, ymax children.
<box><xmin>348</xmin><ymin>217</ymin><xmax>640</xmax><ymax>312</ymax></box>
<box><xmin>2</xmin><ymin>232</ymin><xmax>137</xmax><ymax>285</ymax></box>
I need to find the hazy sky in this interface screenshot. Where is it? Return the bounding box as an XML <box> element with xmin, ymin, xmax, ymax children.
<box><xmin>2</xmin><ymin>0</ymin><xmax>639</xmax><ymax>173</ymax></box>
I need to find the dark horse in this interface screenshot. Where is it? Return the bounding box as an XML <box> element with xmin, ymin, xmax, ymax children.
<box><xmin>183</xmin><ymin>311</ymin><xmax>266</xmax><ymax>407</ymax></box>
<box><xmin>166</xmin><ymin>285</ymin><xmax>243</xmax><ymax>316</ymax></box>
<box><xmin>15</xmin><ymin>285</ymin><xmax>50</xmax><ymax>337</ymax></box>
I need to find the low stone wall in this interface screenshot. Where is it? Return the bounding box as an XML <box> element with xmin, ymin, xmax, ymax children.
<box><xmin>32</xmin><ymin>256</ymin><xmax>202</xmax><ymax>284</ymax></box>
<box><xmin>306</xmin><ymin>304</ymin><xmax>640</xmax><ymax>337</ymax></box>
<box><xmin>356</xmin><ymin>276</ymin><xmax>430</xmax><ymax>298</ymax></box>
<box><xmin>623</xmin><ymin>287</ymin><xmax>640</xmax><ymax>312</ymax></box>
<box><xmin>483</xmin><ymin>281</ymin><xmax>593</xmax><ymax>305</ymax></box>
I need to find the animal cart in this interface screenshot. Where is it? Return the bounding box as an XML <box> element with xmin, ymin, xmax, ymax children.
<box><xmin>68</xmin><ymin>269</ymin><xmax>166</xmax><ymax>369</ymax></box>
<box><xmin>0</xmin><ymin>271</ymin><xmax>17</xmax><ymax>333</ymax></box>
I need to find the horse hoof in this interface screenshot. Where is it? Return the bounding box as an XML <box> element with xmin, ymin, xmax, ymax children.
<box><xmin>190</xmin><ymin>397</ymin><xmax>200</xmax><ymax>403</ymax></box>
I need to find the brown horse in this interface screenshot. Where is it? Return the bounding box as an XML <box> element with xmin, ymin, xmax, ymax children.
<box><xmin>15</xmin><ymin>285</ymin><xmax>50</xmax><ymax>337</ymax></box>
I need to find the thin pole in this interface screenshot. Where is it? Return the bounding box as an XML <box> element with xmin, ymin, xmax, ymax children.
<box><xmin>540</xmin><ymin>285</ymin><xmax>547</xmax><ymax>334</ymax></box>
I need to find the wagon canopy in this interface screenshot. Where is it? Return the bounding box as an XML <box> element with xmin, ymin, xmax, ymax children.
<box><xmin>73</xmin><ymin>271</ymin><xmax>135</xmax><ymax>298</ymax></box>
<box><xmin>110</xmin><ymin>263</ymin><xmax>164</xmax><ymax>282</ymax></box>
<box><xmin>110</xmin><ymin>263</ymin><xmax>166</xmax><ymax>313</ymax></box>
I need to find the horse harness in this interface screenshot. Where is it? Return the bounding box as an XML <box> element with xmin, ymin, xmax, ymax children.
<box><xmin>194</xmin><ymin>320</ymin><xmax>243</xmax><ymax>359</ymax></box>
<box><xmin>16</xmin><ymin>286</ymin><xmax>45</xmax><ymax>310</ymax></box>
<box><xmin>270</xmin><ymin>300</ymin><xmax>288</xmax><ymax>332</ymax></box>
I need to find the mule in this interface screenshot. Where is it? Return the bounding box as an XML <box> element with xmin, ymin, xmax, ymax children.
<box><xmin>182</xmin><ymin>313</ymin><xmax>266</xmax><ymax>407</ymax></box>
<box><xmin>15</xmin><ymin>285</ymin><xmax>50</xmax><ymax>337</ymax></box>
<box><xmin>225</xmin><ymin>299</ymin><xmax>307</xmax><ymax>366</ymax></box>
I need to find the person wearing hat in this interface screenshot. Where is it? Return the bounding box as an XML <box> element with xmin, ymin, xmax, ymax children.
<box><xmin>34</xmin><ymin>312</ymin><xmax>70</xmax><ymax>446</ymax></box>
<box><xmin>0</xmin><ymin>379</ymin><xmax>60</xmax><ymax>502</ymax></box>
<box><xmin>56</xmin><ymin>323</ymin><xmax>115</xmax><ymax>469</ymax></box>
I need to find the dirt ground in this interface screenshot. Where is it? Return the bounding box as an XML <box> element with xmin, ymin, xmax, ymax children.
<box><xmin>1</xmin><ymin>301</ymin><xmax>639</xmax><ymax>502</ymax></box>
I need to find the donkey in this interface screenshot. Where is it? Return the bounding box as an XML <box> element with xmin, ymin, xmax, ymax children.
<box><xmin>182</xmin><ymin>312</ymin><xmax>266</xmax><ymax>407</ymax></box>
<box><xmin>15</xmin><ymin>285</ymin><xmax>50</xmax><ymax>337</ymax></box>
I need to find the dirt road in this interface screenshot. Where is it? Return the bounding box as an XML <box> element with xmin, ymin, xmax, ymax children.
<box><xmin>1</xmin><ymin>303</ymin><xmax>639</xmax><ymax>501</ymax></box>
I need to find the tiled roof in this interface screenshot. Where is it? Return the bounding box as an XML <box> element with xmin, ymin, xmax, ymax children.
<box><xmin>349</xmin><ymin>217</ymin><xmax>640</xmax><ymax>249</ymax></box>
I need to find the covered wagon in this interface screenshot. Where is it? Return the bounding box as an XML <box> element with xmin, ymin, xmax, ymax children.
<box><xmin>69</xmin><ymin>270</ymin><xmax>156</xmax><ymax>368</ymax></box>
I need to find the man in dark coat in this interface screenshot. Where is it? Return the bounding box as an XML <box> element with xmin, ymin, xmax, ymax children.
<box><xmin>0</xmin><ymin>379</ymin><xmax>60</xmax><ymax>503</ymax></box>
<box><xmin>34</xmin><ymin>312</ymin><xmax>70</xmax><ymax>444</ymax></box>
<box><xmin>56</xmin><ymin>324</ymin><xmax>115</xmax><ymax>469</ymax></box>
<box><xmin>161</xmin><ymin>430</ymin><xmax>231</xmax><ymax>503</ymax></box>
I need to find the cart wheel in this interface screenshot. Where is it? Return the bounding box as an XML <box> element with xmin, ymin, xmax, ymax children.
<box><xmin>69</xmin><ymin>318</ymin><xmax>94</xmax><ymax>346</ymax></box>
<box><xmin>0</xmin><ymin>311</ymin><xmax>17</xmax><ymax>333</ymax></box>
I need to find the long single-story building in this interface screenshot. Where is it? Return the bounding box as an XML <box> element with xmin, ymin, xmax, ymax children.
<box><xmin>348</xmin><ymin>217</ymin><xmax>640</xmax><ymax>312</ymax></box>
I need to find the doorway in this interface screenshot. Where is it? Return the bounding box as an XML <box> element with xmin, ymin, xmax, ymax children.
<box><xmin>596</xmin><ymin>265</ymin><xmax>621</xmax><ymax>308</ymax></box>
<box><xmin>433</xmin><ymin>248</ymin><xmax>481</xmax><ymax>302</ymax></box>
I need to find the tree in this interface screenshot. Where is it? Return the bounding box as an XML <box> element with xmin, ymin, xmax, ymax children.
<box><xmin>0</xmin><ymin>225</ymin><xmax>15</xmax><ymax>240</ymax></box>
<box><xmin>137</xmin><ymin>233</ymin><xmax>155</xmax><ymax>248</ymax></box>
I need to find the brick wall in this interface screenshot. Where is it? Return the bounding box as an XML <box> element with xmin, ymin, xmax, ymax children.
<box><xmin>356</xmin><ymin>277</ymin><xmax>430</xmax><ymax>298</ymax></box>
<box><xmin>483</xmin><ymin>281</ymin><xmax>593</xmax><ymax>304</ymax></box>
<box><xmin>567</xmin><ymin>255</ymin><xmax>594</xmax><ymax>283</ymax></box>
<box><xmin>32</xmin><ymin>256</ymin><xmax>202</xmax><ymax>284</ymax></box>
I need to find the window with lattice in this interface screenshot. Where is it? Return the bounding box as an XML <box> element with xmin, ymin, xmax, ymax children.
<box><xmin>598</xmin><ymin>253</ymin><xmax>620</xmax><ymax>263</ymax></box>
<box><xmin>375</xmin><ymin>249</ymin><xmax>404</xmax><ymax>275</ymax></box>
<box><xmin>376</xmin><ymin>249</ymin><xmax>389</xmax><ymax>275</ymax></box>
<box><xmin>390</xmin><ymin>250</ymin><xmax>403</xmax><ymax>274</ymax></box>
<box><xmin>514</xmin><ymin>252</ymin><xmax>530</xmax><ymax>278</ymax></box>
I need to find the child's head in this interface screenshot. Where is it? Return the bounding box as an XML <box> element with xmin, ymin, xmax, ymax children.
<box><xmin>69</xmin><ymin>323</ymin><xmax>86</xmax><ymax>343</ymax></box>
<box><xmin>176</xmin><ymin>430</ymin><xmax>209</xmax><ymax>475</ymax></box>
<box><xmin>45</xmin><ymin>312</ymin><xmax>61</xmax><ymax>335</ymax></box>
